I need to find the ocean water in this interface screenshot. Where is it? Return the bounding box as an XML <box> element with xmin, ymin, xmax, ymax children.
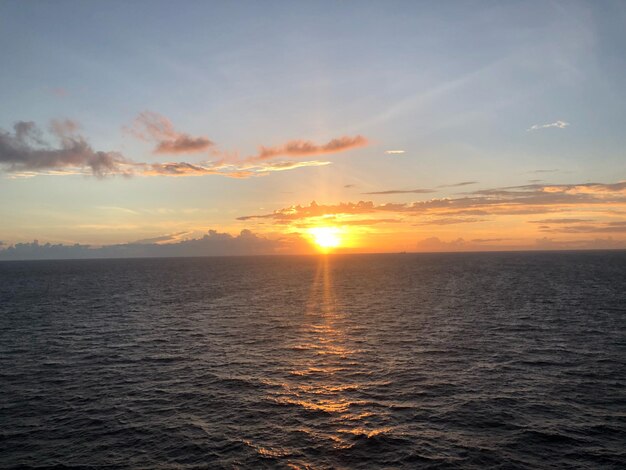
<box><xmin>0</xmin><ymin>252</ymin><xmax>625</xmax><ymax>469</ymax></box>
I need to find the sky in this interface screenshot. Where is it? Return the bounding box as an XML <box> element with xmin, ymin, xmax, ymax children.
<box><xmin>1</xmin><ymin>0</ymin><xmax>625</xmax><ymax>258</ymax></box>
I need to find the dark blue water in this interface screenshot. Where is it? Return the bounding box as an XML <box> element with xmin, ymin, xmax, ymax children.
<box><xmin>1</xmin><ymin>252</ymin><xmax>625</xmax><ymax>469</ymax></box>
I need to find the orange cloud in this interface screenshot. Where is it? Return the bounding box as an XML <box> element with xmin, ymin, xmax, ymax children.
<box><xmin>237</xmin><ymin>201</ymin><xmax>377</xmax><ymax>221</ymax></box>
<box><xmin>238</xmin><ymin>182</ymin><xmax>626</xmax><ymax>222</ymax></box>
<box><xmin>138</xmin><ymin>159</ymin><xmax>330</xmax><ymax>178</ymax></box>
<box><xmin>129</xmin><ymin>111</ymin><xmax>214</xmax><ymax>154</ymax></box>
<box><xmin>253</xmin><ymin>135</ymin><xmax>368</xmax><ymax>160</ymax></box>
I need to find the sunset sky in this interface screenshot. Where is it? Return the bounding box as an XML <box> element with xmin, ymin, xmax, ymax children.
<box><xmin>1</xmin><ymin>1</ymin><xmax>625</xmax><ymax>256</ymax></box>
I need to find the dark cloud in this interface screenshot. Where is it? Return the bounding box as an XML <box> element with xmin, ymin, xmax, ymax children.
<box><xmin>0</xmin><ymin>121</ymin><xmax>129</xmax><ymax>176</ymax></box>
<box><xmin>0</xmin><ymin>230</ymin><xmax>308</xmax><ymax>260</ymax></box>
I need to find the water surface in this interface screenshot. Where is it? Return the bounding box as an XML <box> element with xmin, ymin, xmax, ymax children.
<box><xmin>1</xmin><ymin>252</ymin><xmax>625</xmax><ymax>468</ymax></box>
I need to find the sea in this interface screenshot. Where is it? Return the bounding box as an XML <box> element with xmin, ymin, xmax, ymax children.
<box><xmin>1</xmin><ymin>251</ymin><xmax>625</xmax><ymax>469</ymax></box>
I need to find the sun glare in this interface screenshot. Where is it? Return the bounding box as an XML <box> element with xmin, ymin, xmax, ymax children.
<box><xmin>309</xmin><ymin>227</ymin><xmax>342</xmax><ymax>251</ymax></box>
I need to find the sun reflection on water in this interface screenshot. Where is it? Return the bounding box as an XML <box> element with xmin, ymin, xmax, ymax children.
<box><xmin>260</xmin><ymin>254</ymin><xmax>394</xmax><ymax>461</ymax></box>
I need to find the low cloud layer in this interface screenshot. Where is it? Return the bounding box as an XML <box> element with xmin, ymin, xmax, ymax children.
<box><xmin>0</xmin><ymin>230</ymin><xmax>308</xmax><ymax>260</ymax></box>
<box><xmin>239</xmin><ymin>181</ymin><xmax>626</xmax><ymax>222</ymax></box>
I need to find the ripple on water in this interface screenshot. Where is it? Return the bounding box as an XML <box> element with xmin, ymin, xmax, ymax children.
<box><xmin>0</xmin><ymin>252</ymin><xmax>625</xmax><ymax>468</ymax></box>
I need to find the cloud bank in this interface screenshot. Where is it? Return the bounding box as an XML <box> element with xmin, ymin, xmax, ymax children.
<box><xmin>0</xmin><ymin>230</ymin><xmax>309</xmax><ymax>260</ymax></box>
<box><xmin>239</xmin><ymin>182</ymin><xmax>626</xmax><ymax>221</ymax></box>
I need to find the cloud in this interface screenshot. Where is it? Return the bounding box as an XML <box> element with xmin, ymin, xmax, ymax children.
<box><xmin>471</xmin><ymin>238</ymin><xmax>510</xmax><ymax>243</ymax></box>
<box><xmin>415</xmin><ymin>217</ymin><xmax>485</xmax><ymax>225</ymax></box>
<box><xmin>0</xmin><ymin>229</ymin><xmax>309</xmax><ymax>260</ymax></box>
<box><xmin>0</xmin><ymin>120</ymin><xmax>130</xmax><ymax>177</ymax></box>
<box><xmin>363</xmin><ymin>188</ymin><xmax>435</xmax><ymax>195</ymax></box>
<box><xmin>239</xmin><ymin>181</ymin><xmax>626</xmax><ymax>222</ymax></box>
<box><xmin>527</xmin><ymin>120</ymin><xmax>570</xmax><ymax>131</ymax></box>
<box><xmin>416</xmin><ymin>237</ymin><xmax>466</xmax><ymax>251</ymax></box>
<box><xmin>364</xmin><ymin>182</ymin><xmax>478</xmax><ymax>194</ymax></box>
<box><xmin>385</xmin><ymin>150</ymin><xmax>405</xmax><ymax>155</ymax></box>
<box><xmin>293</xmin><ymin>217</ymin><xmax>402</xmax><ymax>228</ymax></box>
<box><xmin>438</xmin><ymin>181</ymin><xmax>478</xmax><ymax>188</ymax></box>
<box><xmin>238</xmin><ymin>201</ymin><xmax>377</xmax><ymax>221</ymax></box>
<box><xmin>537</xmin><ymin>221</ymin><xmax>626</xmax><ymax>234</ymax></box>
<box><xmin>344</xmin><ymin>184</ymin><xmax>356</xmax><ymax>188</ymax></box>
<box><xmin>252</xmin><ymin>135</ymin><xmax>368</xmax><ymax>161</ymax></box>
<box><xmin>535</xmin><ymin>237</ymin><xmax>625</xmax><ymax>250</ymax></box>
<box><xmin>129</xmin><ymin>111</ymin><xmax>214</xmax><ymax>154</ymax></box>
<box><xmin>529</xmin><ymin>218</ymin><xmax>592</xmax><ymax>224</ymax></box>
<box><xmin>138</xmin><ymin>159</ymin><xmax>331</xmax><ymax>178</ymax></box>
<box><xmin>0</xmin><ymin>119</ymin><xmax>337</xmax><ymax>179</ymax></box>
<box><xmin>130</xmin><ymin>231</ymin><xmax>190</xmax><ymax>244</ymax></box>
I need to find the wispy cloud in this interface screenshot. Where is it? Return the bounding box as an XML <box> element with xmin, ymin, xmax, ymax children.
<box><xmin>253</xmin><ymin>135</ymin><xmax>368</xmax><ymax>160</ymax></box>
<box><xmin>438</xmin><ymin>181</ymin><xmax>478</xmax><ymax>188</ymax></box>
<box><xmin>537</xmin><ymin>221</ymin><xmax>626</xmax><ymax>234</ymax></box>
<box><xmin>363</xmin><ymin>189</ymin><xmax>435</xmax><ymax>195</ymax></box>
<box><xmin>130</xmin><ymin>231</ymin><xmax>190</xmax><ymax>245</ymax></box>
<box><xmin>139</xmin><ymin>159</ymin><xmax>331</xmax><ymax>178</ymax></box>
<box><xmin>129</xmin><ymin>111</ymin><xmax>214</xmax><ymax>154</ymax></box>
<box><xmin>239</xmin><ymin>181</ymin><xmax>626</xmax><ymax>222</ymax></box>
<box><xmin>385</xmin><ymin>150</ymin><xmax>405</xmax><ymax>155</ymax></box>
<box><xmin>414</xmin><ymin>217</ymin><xmax>485</xmax><ymax>226</ymax></box>
<box><xmin>529</xmin><ymin>218</ymin><xmax>592</xmax><ymax>224</ymax></box>
<box><xmin>527</xmin><ymin>120</ymin><xmax>570</xmax><ymax>131</ymax></box>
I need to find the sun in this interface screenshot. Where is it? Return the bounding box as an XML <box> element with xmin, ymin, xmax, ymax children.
<box><xmin>308</xmin><ymin>226</ymin><xmax>342</xmax><ymax>251</ymax></box>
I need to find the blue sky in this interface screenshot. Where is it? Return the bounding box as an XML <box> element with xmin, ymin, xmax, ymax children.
<box><xmin>1</xmin><ymin>0</ymin><xmax>625</xmax><ymax>253</ymax></box>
